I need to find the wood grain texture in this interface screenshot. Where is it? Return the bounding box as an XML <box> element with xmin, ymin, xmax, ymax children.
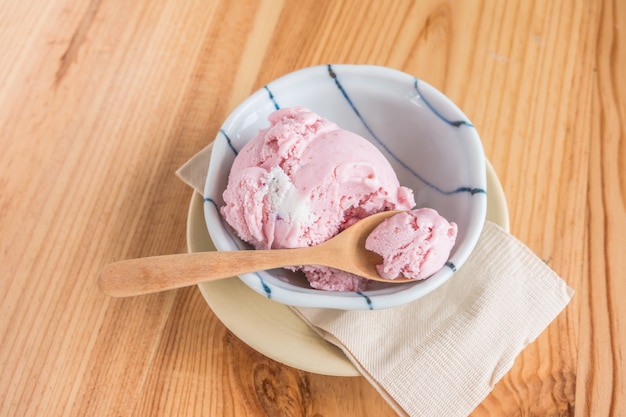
<box><xmin>576</xmin><ymin>0</ymin><xmax>626</xmax><ymax>416</ymax></box>
<box><xmin>0</xmin><ymin>0</ymin><xmax>623</xmax><ymax>416</ymax></box>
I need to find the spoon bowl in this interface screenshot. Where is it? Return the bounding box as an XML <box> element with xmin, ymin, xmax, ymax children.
<box><xmin>99</xmin><ymin>210</ymin><xmax>413</xmax><ymax>298</ymax></box>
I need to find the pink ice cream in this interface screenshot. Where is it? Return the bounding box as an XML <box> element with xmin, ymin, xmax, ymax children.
<box><xmin>221</xmin><ymin>107</ymin><xmax>415</xmax><ymax>291</ymax></box>
<box><xmin>365</xmin><ymin>208</ymin><xmax>458</xmax><ymax>280</ymax></box>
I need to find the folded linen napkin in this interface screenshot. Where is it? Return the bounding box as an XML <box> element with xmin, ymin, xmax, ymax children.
<box><xmin>177</xmin><ymin>143</ymin><xmax>573</xmax><ymax>417</ymax></box>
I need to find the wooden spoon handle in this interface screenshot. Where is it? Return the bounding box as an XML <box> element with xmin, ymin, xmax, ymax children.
<box><xmin>98</xmin><ymin>248</ymin><xmax>313</xmax><ymax>297</ymax></box>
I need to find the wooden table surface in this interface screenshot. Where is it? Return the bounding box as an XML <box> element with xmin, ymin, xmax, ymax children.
<box><xmin>1</xmin><ymin>0</ymin><xmax>624</xmax><ymax>416</ymax></box>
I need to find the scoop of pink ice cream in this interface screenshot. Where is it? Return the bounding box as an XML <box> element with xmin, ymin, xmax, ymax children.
<box><xmin>221</xmin><ymin>107</ymin><xmax>415</xmax><ymax>291</ymax></box>
<box><xmin>365</xmin><ymin>208</ymin><xmax>458</xmax><ymax>280</ymax></box>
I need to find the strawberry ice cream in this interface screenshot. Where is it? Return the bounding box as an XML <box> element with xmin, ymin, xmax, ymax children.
<box><xmin>221</xmin><ymin>107</ymin><xmax>415</xmax><ymax>291</ymax></box>
<box><xmin>365</xmin><ymin>208</ymin><xmax>458</xmax><ymax>280</ymax></box>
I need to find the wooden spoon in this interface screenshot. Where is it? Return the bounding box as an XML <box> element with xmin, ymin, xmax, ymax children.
<box><xmin>98</xmin><ymin>210</ymin><xmax>413</xmax><ymax>297</ymax></box>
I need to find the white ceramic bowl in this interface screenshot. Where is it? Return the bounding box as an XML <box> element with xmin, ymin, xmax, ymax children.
<box><xmin>204</xmin><ymin>64</ymin><xmax>487</xmax><ymax>310</ymax></box>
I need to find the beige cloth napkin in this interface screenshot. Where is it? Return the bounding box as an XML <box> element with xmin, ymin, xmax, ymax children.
<box><xmin>177</xmin><ymin>144</ymin><xmax>573</xmax><ymax>417</ymax></box>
